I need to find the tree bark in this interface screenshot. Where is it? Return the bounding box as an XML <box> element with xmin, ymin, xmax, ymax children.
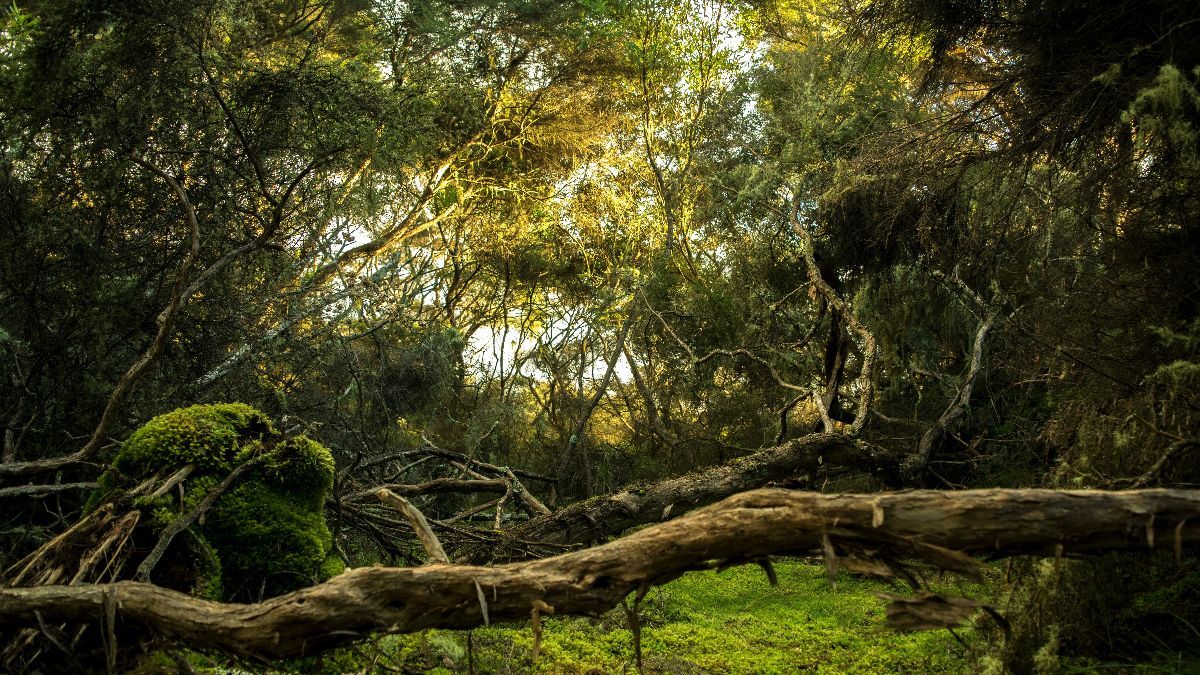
<box><xmin>2</xmin><ymin>488</ymin><xmax>1198</xmax><ymax>663</ymax></box>
<box><xmin>461</xmin><ymin>433</ymin><xmax>896</xmax><ymax>562</ymax></box>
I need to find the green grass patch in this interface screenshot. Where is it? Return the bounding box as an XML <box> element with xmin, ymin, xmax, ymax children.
<box><xmin>349</xmin><ymin>560</ymin><xmax>980</xmax><ymax>673</ymax></box>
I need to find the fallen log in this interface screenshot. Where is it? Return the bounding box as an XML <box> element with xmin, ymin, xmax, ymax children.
<box><xmin>2</xmin><ymin>488</ymin><xmax>1198</xmax><ymax>662</ymax></box>
<box><xmin>465</xmin><ymin>432</ymin><xmax>899</xmax><ymax>562</ymax></box>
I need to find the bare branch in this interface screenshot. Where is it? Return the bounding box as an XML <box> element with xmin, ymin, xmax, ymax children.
<box><xmin>2</xmin><ymin>488</ymin><xmax>1199</xmax><ymax>661</ymax></box>
<box><xmin>0</xmin><ymin>483</ymin><xmax>99</xmax><ymax>499</ymax></box>
<box><xmin>903</xmin><ymin>272</ymin><xmax>1014</xmax><ymax>479</ymax></box>
<box><xmin>465</xmin><ymin>432</ymin><xmax>899</xmax><ymax>562</ymax></box>
<box><xmin>0</xmin><ymin>156</ymin><xmax>203</xmax><ymax>479</ymax></box>
<box><xmin>377</xmin><ymin>489</ymin><xmax>450</xmax><ymax>563</ymax></box>
<box><xmin>786</xmin><ymin>204</ymin><xmax>878</xmax><ymax>435</ymax></box>
<box><xmin>1128</xmin><ymin>439</ymin><xmax>1200</xmax><ymax>488</ymax></box>
<box><xmin>348</xmin><ymin>479</ymin><xmax>509</xmax><ymax>501</ymax></box>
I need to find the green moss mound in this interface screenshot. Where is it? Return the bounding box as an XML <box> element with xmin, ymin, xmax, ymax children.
<box><xmin>117</xmin><ymin>402</ymin><xmax>277</xmax><ymax>475</ymax></box>
<box><xmin>203</xmin><ymin>435</ymin><xmax>343</xmax><ymax>598</ymax></box>
<box><xmin>100</xmin><ymin>403</ymin><xmax>342</xmax><ymax>601</ymax></box>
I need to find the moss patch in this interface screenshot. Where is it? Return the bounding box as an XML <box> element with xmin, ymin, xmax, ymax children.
<box><xmin>116</xmin><ymin>402</ymin><xmax>276</xmax><ymax>475</ymax></box>
<box><xmin>313</xmin><ymin>560</ymin><xmax>979</xmax><ymax>674</ymax></box>
<box><xmin>96</xmin><ymin>403</ymin><xmax>341</xmax><ymax>601</ymax></box>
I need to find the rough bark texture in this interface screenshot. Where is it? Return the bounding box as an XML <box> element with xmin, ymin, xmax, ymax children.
<box><xmin>467</xmin><ymin>433</ymin><xmax>899</xmax><ymax>562</ymax></box>
<box><xmin>2</xmin><ymin>488</ymin><xmax>1197</xmax><ymax>662</ymax></box>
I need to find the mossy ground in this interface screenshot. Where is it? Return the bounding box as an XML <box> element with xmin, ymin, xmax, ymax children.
<box><xmin>171</xmin><ymin>560</ymin><xmax>981</xmax><ymax>673</ymax></box>
<box><xmin>448</xmin><ymin>561</ymin><xmax>976</xmax><ymax>674</ymax></box>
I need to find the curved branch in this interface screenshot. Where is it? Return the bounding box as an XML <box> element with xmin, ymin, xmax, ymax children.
<box><xmin>903</xmin><ymin>271</ymin><xmax>1016</xmax><ymax>479</ymax></box>
<box><xmin>786</xmin><ymin>204</ymin><xmax>877</xmax><ymax>435</ymax></box>
<box><xmin>0</xmin><ymin>156</ymin><xmax>202</xmax><ymax>479</ymax></box>
<box><xmin>2</xmin><ymin>488</ymin><xmax>1198</xmax><ymax>662</ymax></box>
<box><xmin>467</xmin><ymin>432</ymin><xmax>899</xmax><ymax>562</ymax></box>
<box><xmin>904</xmin><ymin>306</ymin><xmax>999</xmax><ymax>478</ymax></box>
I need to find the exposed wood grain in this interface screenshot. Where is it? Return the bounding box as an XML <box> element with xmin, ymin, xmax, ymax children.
<box><xmin>2</xmin><ymin>488</ymin><xmax>1198</xmax><ymax>661</ymax></box>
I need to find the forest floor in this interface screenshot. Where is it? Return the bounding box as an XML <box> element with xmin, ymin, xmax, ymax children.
<box><xmin>291</xmin><ymin>561</ymin><xmax>980</xmax><ymax>674</ymax></box>
<box><xmin>160</xmin><ymin>559</ymin><xmax>1200</xmax><ymax>673</ymax></box>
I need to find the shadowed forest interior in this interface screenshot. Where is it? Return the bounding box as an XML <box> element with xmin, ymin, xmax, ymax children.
<box><xmin>1</xmin><ymin>0</ymin><xmax>1199</xmax><ymax>672</ymax></box>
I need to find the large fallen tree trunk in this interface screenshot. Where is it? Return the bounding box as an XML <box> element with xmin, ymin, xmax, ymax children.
<box><xmin>465</xmin><ymin>432</ymin><xmax>900</xmax><ymax>562</ymax></box>
<box><xmin>3</xmin><ymin>488</ymin><xmax>1198</xmax><ymax>662</ymax></box>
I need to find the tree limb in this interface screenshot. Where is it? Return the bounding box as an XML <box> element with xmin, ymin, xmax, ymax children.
<box><xmin>903</xmin><ymin>270</ymin><xmax>1016</xmax><ymax>479</ymax></box>
<box><xmin>377</xmin><ymin>489</ymin><xmax>450</xmax><ymax>564</ymax></box>
<box><xmin>464</xmin><ymin>432</ymin><xmax>899</xmax><ymax>562</ymax></box>
<box><xmin>2</xmin><ymin>488</ymin><xmax>1198</xmax><ymax>662</ymax></box>
<box><xmin>0</xmin><ymin>483</ymin><xmax>99</xmax><ymax>499</ymax></box>
<box><xmin>786</xmin><ymin>204</ymin><xmax>877</xmax><ymax>435</ymax></box>
<box><xmin>349</xmin><ymin>479</ymin><xmax>509</xmax><ymax>501</ymax></box>
<box><xmin>0</xmin><ymin>156</ymin><xmax>202</xmax><ymax>479</ymax></box>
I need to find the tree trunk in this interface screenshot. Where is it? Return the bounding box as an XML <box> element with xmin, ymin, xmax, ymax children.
<box><xmin>2</xmin><ymin>488</ymin><xmax>1198</xmax><ymax>663</ymax></box>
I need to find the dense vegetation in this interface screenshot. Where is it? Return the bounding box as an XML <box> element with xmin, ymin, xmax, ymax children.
<box><xmin>1</xmin><ymin>0</ymin><xmax>1198</xmax><ymax>672</ymax></box>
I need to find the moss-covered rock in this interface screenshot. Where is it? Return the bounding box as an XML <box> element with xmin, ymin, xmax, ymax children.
<box><xmin>97</xmin><ymin>403</ymin><xmax>341</xmax><ymax>601</ymax></box>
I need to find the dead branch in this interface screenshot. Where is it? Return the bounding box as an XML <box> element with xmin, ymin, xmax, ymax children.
<box><xmin>377</xmin><ymin>489</ymin><xmax>450</xmax><ymax>563</ymax></box>
<box><xmin>904</xmin><ymin>290</ymin><xmax>1000</xmax><ymax>478</ymax></box>
<box><xmin>439</xmin><ymin>497</ymin><xmax>505</xmax><ymax>525</ymax></box>
<box><xmin>0</xmin><ymin>155</ymin><xmax>202</xmax><ymax>479</ymax></box>
<box><xmin>461</xmin><ymin>433</ymin><xmax>898</xmax><ymax>563</ymax></box>
<box><xmin>786</xmin><ymin>204</ymin><xmax>877</xmax><ymax>435</ymax></box>
<box><xmin>349</xmin><ymin>445</ymin><xmax>554</xmax><ymax>485</ymax></box>
<box><xmin>902</xmin><ymin>270</ymin><xmax>1017</xmax><ymax>479</ymax></box>
<box><xmin>348</xmin><ymin>478</ymin><xmax>509</xmax><ymax>501</ymax></box>
<box><xmin>0</xmin><ymin>483</ymin><xmax>99</xmax><ymax>499</ymax></box>
<box><xmin>1129</xmin><ymin>438</ymin><xmax>1200</xmax><ymax>488</ymax></box>
<box><xmin>1</xmin><ymin>488</ymin><xmax>1198</xmax><ymax>662</ymax></box>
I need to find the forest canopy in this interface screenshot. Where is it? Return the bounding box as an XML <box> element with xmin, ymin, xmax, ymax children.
<box><xmin>1</xmin><ymin>0</ymin><xmax>1199</xmax><ymax>672</ymax></box>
